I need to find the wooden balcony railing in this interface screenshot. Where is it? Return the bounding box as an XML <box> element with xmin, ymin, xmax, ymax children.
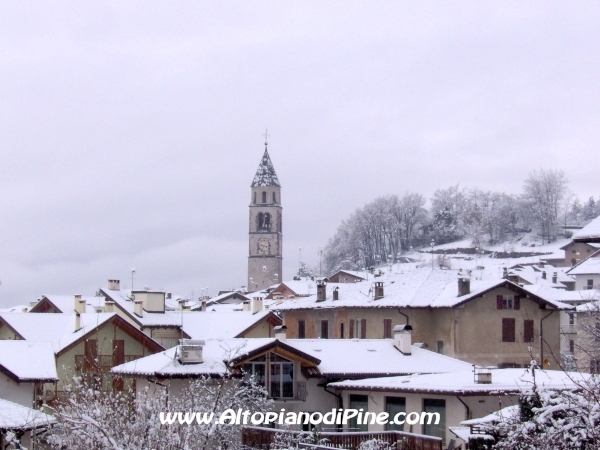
<box><xmin>241</xmin><ymin>426</ymin><xmax>443</xmax><ymax>450</ymax></box>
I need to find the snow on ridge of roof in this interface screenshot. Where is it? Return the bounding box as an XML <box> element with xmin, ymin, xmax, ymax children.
<box><xmin>40</xmin><ymin>295</ymin><xmax>104</xmax><ymax>312</ymax></box>
<box><xmin>0</xmin><ymin>341</ymin><xmax>58</xmax><ymax>381</ymax></box>
<box><xmin>0</xmin><ymin>312</ymin><xmax>118</xmax><ymax>353</ymax></box>
<box><xmin>329</xmin><ymin>368</ymin><xmax>590</xmax><ymax>394</ymax></box>
<box><xmin>573</xmin><ymin>215</ymin><xmax>600</xmax><ymax>240</ymax></box>
<box><xmin>205</xmin><ymin>291</ymin><xmax>250</xmax><ymax>305</ymax></box>
<box><xmin>0</xmin><ymin>398</ymin><xmax>56</xmax><ymax>430</ymax></box>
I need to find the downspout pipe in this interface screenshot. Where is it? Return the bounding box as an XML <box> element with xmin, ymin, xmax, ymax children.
<box><xmin>147</xmin><ymin>376</ymin><xmax>169</xmax><ymax>406</ymax></box>
<box><xmin>398</xmin><ymin>310</ymin><xmax>409</xmax><ymax>325</ymax></box>
<box><xmin>456</xmin><ymin>395</ymin><xmax>470</xmax><ymax>421</ymax></box>
<box><xmin>540</xmin><ymin>310</ymin><xmax>554</xmax><ymax>367</ymax></box>
<box><xmin>320</xmin><ymin>379</ymin><xmax>344</xmax><ymax>430</ymax></box>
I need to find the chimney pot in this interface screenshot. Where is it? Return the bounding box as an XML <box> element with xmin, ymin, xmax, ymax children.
<box><xmin>542</xmin><ymin>271</ymin><xmax>546</xmax><ymax>280</ymax></box>
<box><xmin>458</xmin><ymin>276</ymin><xmax>471</xmax><ymax>296</ymax></box>
<box><xmin>74</xmin><ymin>295</ymin><xmax>86</xmax><ymax>314</ymax></box>
<box><xmin>252</xmin><ymin>297</ymin><xmax>263</xmax><ymax>313</ymax></box>
<box><xmin>107</xmin><ymin>279</ymin><xmax>120</xmax><ymax>291</ymax></box>
<box><xmin>316</xmin><ymin>279</ymin><xmax>327</xmax><ymax>302</ymax></box>
<box><xmin>104</xmin><ymin>300</ymin><xmax>115</xmax><ymax>313</ymax></box>
<box><xmin>552</xmin><ymin>272</ymin><xmax>557</xmax><ymax>284</ymax></box>
<box><xmin>333</xmin><ymin>287</ymin><xmax>339</xmax><ymax>300</ymax></box>
<box><xmin>134</xmin><ymin>299</ymin><xmax>143</xmax><ymax>317</ymax></box>
<box><xmin>242</xmin><ymin>301</ymin><xmax>250</xmax><ymax>312</ymax></box>
<box><xmin>393</xmin><ymin>324</ymin><xmax>412</xmax><ymax>355</ymax></box>
<box><xmin>201</xmin><ymin>300</ymin><xmax>207</xmax><ymax>312</ymax></box>
<box><xmin>75</xmin><ymin>312</ymin><xmax>81</xmax><ymax>331</ymax></box>
<box><xmin>374</xmin><ymin>282</ymin><xmax>384</xmax><ymax>300</ymax></box>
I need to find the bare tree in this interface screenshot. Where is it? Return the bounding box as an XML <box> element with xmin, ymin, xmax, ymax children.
<box><xmin>523</xmin><ymin>169</ymin><xmax>568</xmax><ymax>243</ymax></box>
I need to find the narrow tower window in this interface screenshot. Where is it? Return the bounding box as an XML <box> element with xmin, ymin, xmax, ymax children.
<box><xmin>254</xmin><ymin>192</ymin><xmax>257</xmax><ymax>204</ymax></box>
<box><xmin>272</xmin><ymin>192</ymin><xmax>276</xmax><ymax>203</ymax></box>
<box><xmin>262</xmin><ymin>191</ymin><xmax>267</xmax><ymax>203</ymax></box>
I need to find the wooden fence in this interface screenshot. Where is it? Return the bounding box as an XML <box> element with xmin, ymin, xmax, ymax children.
<box><xmin>241</xmin><ymin>426</ymin><xmax>443</xmax><ymax>450</ymax></box>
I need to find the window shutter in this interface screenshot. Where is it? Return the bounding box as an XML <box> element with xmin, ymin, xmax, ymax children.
<box><xmin>360</xmin><ymin>319</ymin><xmax>367</xmax><ymax>339</ymax></box>
<box><xmin>321</xmin><ymin>320</ymin><xmax>329</xmax><ymax>339</ymax></box>
<box><xmin>496</xmin><ymin>295</ymin><xmax>503</xmax><ymax>309</ymax></box>
<box><xmin>523</xmin><ymin>320</ymin><xmax>534</xmax><ymax>343</ymax></box>
<box><xmin>349</xmin><ymin>319</ymin><xmax>355</xmax><ymax>339</ymax></box>
<box><xmin>502</xmin><ymin>318</ymin><xmax>515</xmax><ymax>342</ymax></box>
<box><xmin>514</xmin><ymin>296</ymin><xmax>520</xmax><ymax>310</ymax></box>
<box><xmin>383</xmin><ymin>319</ymin><xmax>392</xmax><ymax>339</ymax></box>
<box><xmin>298</xmin><ymin>320</ymin><xmax>305</xmax><ymax>339</ymax></box>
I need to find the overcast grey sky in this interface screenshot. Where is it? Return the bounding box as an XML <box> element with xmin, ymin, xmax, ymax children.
<box><xmin>1</xmin><ymin>2</ymin><xmax>599</xmax><ymax>306</ymax></box>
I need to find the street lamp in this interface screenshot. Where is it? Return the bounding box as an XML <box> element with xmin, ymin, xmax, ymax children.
<box><xmin>430</xmin><ymin>241</ymin><xmax>435</xmax><ymax>269</ymax></box>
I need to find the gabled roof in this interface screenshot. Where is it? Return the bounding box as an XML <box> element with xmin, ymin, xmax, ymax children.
<box><xmin>100</xmin><ymin>288</ymin><xmax>184</xmax><ymax>327</ymax></box>
<box><xmin>0</xmin><ymin>398</ymin><xmax>56</xmax><ymax>431</ymax></box>
<box><xmin>567</xmin><ymin>250</ymin><xmax>600</xmax><ymax>276</ymax></box>
<box><xmin>201</xmin><ymin>291</ymin><xmax>250</xmax><ymax>307</ymax></box>
<box><xmin>112</xmin><ymin>338</ymin><xmax>471</xmax><ymax>379</ymax></box>
<box><xmin>30</xmin><ymin>295</ymin><xmax>104</xmax><ymax>313</ymax></box>
<box><xmin>181</xmin><ymin>310</ymin><xmax>281</xmax><ymax>339</ymax></box>
<box><xmin>0</xmin><ymin>341</ymin><xmax>58</xmax><ymax>382</ymax></box>
<box><xmin>0</xmin><ymin>313</ymin><xmax>163</xmax><ymax>355</ymax></box>
<box><xmin>572</xmin><ymin>215</ymin><xmax>600</xmax><ymax>241</ymax></box>
<box><xmin>329</xmin><ymin>368</ymin><xmax>590</xmax><ymax>395</ymax></box>
<box><xmin>251</xmin><ymin>148</ymin><xmax>280</xmax><ymax>187</ymax></box>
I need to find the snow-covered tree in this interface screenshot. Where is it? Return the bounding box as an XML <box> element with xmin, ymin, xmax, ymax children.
<box><xmin>44</xmin><ymin>374</ymin><xmax>272</xmax><ymax>450</ymax></box>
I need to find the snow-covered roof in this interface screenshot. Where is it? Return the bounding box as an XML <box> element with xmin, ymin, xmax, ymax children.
<box><xmin>0</xmin><ymin>312</ymin><xmax>118</xmax><ymax>353</ymax></box>
<box><xmin>521</xmin><ymin>285</ymin><xmax>588</xmax><ymax>304</ymax></box>
<box><xmin>272</xmin><ymin>280</ymin><xmax>318</xmax><ymax>297</ymax></box>
<box><xmin>273</xmin><ymin>268</ymin><xmax>571</xmax><ymax>311</ymax></box>
<box><xmin>113</xmin><ymin>338</ymin><xmax>471</xmax><ymax>378</ymax></box>
<box><xmin>507</xmin><ymin>265</ymin><xmax>568</xmax><ymax>288</ymax></box>
<box><xmin>35</xmin><ymin>295</ymin><xmax>104</xmax><ymax>313</ymax></box>
<box><xmin>251</xmin><ymin>148</ymin><xmax>280</xmax><ymax>187</ymax></box>
<box><xmin>0</xmin><ymin>305</ymin><xmax>30</xmax><ymax>313</ymax></box>
<box><xmin>0</xmin><ymin>341</ymin><xmax>58</xmax><ymax>381</ymax></box>
<box><xmin>461</xmin><ymin>405</ymin><xmax>519</xmax><ymax>425</ymax></box>
<box><xmin>288</xmin><ymin>340</ymin><xmax>472</xmax><ymax>376</ymax></box>
<box><xmin>203</xmin><ymin>291</ymin><xmax>250</xmax><ymax>306</ymax></box>
<box><xmin>101</xmin><ymin>288</ymin><xmax>183</xmax><ymax>327</ymax></box>
<box><xmin>572</xmin><ymin>215</ymin><xmax>600</xmax><ymax>241</ymax></box>
<box><xmin>329</xmin><ymin>368</ymin><xmax>590</xmax><ymax>395</ymax></box>
<box><xmin>0</xmin><ymin>398</ymin><xmax>56</xmax><ymax>430</ymax></box>
<box><xmin>112</xmin><ymin>338</ymin><xmax>280</xmax><ymax>377</ymax></box>
<box><xmin>568</xmin><ymin>256</ymin><xmax>600</xmax><ymax>276</ymax></box>
<box><xmin>449</xmin><ymin>426</ymin><xmax>494</xmax><ymax>443</ymax></box>
<box><xmin>181</xmin><ymin>310</ymin><xmax>278</xmax><ymax>339</ymax></box>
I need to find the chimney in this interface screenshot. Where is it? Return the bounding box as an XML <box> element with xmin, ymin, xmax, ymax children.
<box><xmin>178</xmin><ymin>339</ymin><xmax>204</xmax><ymax>364</ymax></box>
<box><xmin>252</xmin><ymin>297</ymin><xmax>263</xmax><ymax>313</ymax></box>
<box><xmin>166</xmin><ymin>293</ymin><xmax>172</xmax><ymax>300</ymax></box>
<box><xmin>393</xmin><ymin>324</ymin><xmax>412</xmax><ymax>355</ymax></box>
<box><xmin>94</xmin><ymin>306</ymin><xmax>103</xmax><ymax>313</ymax></box>
<box><xmin>333</xmin><ymin>287</ymin><xmax>339</xmax><ymax>300</ymax></box>
<box><xmin>134</xmin><ymin>299</ymin><xmax>143</xmax><ymax>317</ymax></box>
<box><xmin>274</xmin><ymin>325</ymin><xmax>287</xmax><ymax>341</ymax></box>
<box><xmin>475</xmin><ymin>367</ymin><xmax>492</xmax><ymax>384</ymax></box>
<box><xmin>74</xmin><ymin>295</ymin><xmax>86</xmax><ymax>314</ymax></box>
<box><xmin>75</xmin><ymin>312</ymin><xmax>81</xmax><ymax>331</ymax></box>
<box><xmin>374</xmin><ymin>282</ymin><xmax>384</xmax><ymax>300</ymax></box>
<box><xmin>201</xmin><ymin>300</ymin><xmax>207</xmax><ymax>312</ymax></box>
<box><xmin>104</xmin><ymin>300</ymin><xmax>115</xmax><ymax>313</ymax></box>
<box><xmin>552</xmin><ymin>272</ymin><xmax>558</xmax><ymax>284</ymax></box>
<box><xmin>275</xmin><ymin>296</ymin><xmax>283</xmax><ymax>305</ymax></box>
<box><xmin>178</xmin><ymin>299</ymin><xmax>187</xmax><ymax>311</ymax></box>
<box><xmin>502</xmin><ymin>267</ymin><xmax>508</xmax><ymax>279</ymax></box>
<box><xmin>458</xmin><ymin>273</ymin><xmax>471</xmax><ymax>296</ymax></box>
<box><xmin>108</xmin><ymin>279</ymin><xmax>120</xmax><ymax>291</ymax></box>
<box><xmin>316</xmin><ymin>279</ymin><xmax>327</xmax><ymax>302</ymax></box>
<box><xmin>541</xmin><ymin>271</ymin><xmax>547</xmax><ymax>280</ymax></box>
<box><xmin>242</xmin><ymin>301</ymin><xmax>250</xmax><ymax>312</ymax></box>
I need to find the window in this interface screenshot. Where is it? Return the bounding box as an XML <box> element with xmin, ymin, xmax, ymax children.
<box><xmin>350</xmin><ymin>319</ymin><xmax>367</xmax><ymax>339</ymax></box>
<box><xmin>254</xmin><ymin>192</ymin><xmax>257</xmax><ymax>204</ymax></box>
<box><xmin>297</xmin><ymin>320</ymin><xmax>305</xmax><ymax>339</ymax></box>
<box><xmin>569</xmin><ymin>313</ymin><xmax>575</xmax><ymax>325</ymax></box>
<box><xmin>571</xmin><ymin>259</ymin><xmax>577</xmax><ymax>266</ymax></box>
<box><xmin>523</xmin><ymin>320</ymin><xmax>534</xmax><ymax>343</ymax></box>
<box><xmin>423</xmin><ymin>399</ymin><xmax>446</xmax><ymax>440</ymax></box>
<box><xmin>385</xmin><ymin>397</ymin><xmax>406</xmax><ymax>431</ymax></box>
<box><xmin>572</xmin><ymin>250</ymin><xmax>577</xmax><ymax>254</ymax></box>
<box><xmin>498</xmin><ymin>362</ymin><xmax>520</xmax><ymax>368</ymax></box>
<box><xmin>595</xmin><ymin>322</ymin><xmax>600</xmax><ymax>342</ymax></box>
<box><xmin>262</xmin><ymin>191</ymin><xmax>267</xmax><ymax>203</ymax></box>
<box><xmin>272</xmin><ymin>192</ymin><xmax>276</xmax><ymax>203</ymax></box>
<box><xmin>84</xmin><ymin>339</ymin><xmax>98</xmax><ymax>371</ymax></box>
<box><xmin>349</xmin><ymin>395</ymin><xmax>368</xmax><ymax>431</ymax></box>
<box><xmin>496</xmin><ymin>295</ymin><xmax>520</xmax><ymax>310</ymax></box>
<box><xmin>383</xmin><ymin>319</ymin><xmax>392</xmax><ymax>339</ymax></box>
<box><xmin>339</xmin><ymin>322</ymin><xmax>345</xmax><ymax>339</ymax></box>
<box><xmin>569</xmin><ymin>340</ymin><xmax>575</xmax><ymax>353</ymax></box>
<box><xmin>502</xmin><ymin>318</ymin><xmax>516</xmax><ymax>342</ymax></box>
<box><xmin>270</xmin><ymin>354</ymin><xmax>294</xmax><ymax>399</ymax></box>
<box><xmin>243</xmin><ymin>356</ymin><xmax>266</xmax><ymax>385</ymax></box>
<box><xmin>587</xmin><ymin>279</ymin><xmax>594</xmax><ymax>290</ymax></box>
<box><xmin>590</xmin><ymin>359</ymin><xmax>600</xmax><ymax>374</ymax></box>
<box><xmin>320</xmin><ymin>320</ymin><xmax>329</xmax><ymax>339</ymax></box>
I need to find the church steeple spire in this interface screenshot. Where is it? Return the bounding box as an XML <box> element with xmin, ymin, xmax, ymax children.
<box><xmin>251</xmin><ymin>146</ymin><xmax>280</xmax><ymax>187</ymax></box>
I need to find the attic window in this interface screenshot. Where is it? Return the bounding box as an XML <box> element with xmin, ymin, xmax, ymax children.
<box><xmin>496</xmin><ymin>295</ymin><xmax>520</xmax><ymax>310</ymax></box>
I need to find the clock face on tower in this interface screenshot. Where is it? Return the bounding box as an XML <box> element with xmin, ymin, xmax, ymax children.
<box><xmin>258</xmin><ymin>238</ymin><xmax>270</xmax><ymax>255</ymax></box>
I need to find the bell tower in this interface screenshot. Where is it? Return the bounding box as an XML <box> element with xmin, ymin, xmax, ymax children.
<box><xmin>248</xmin><ymin>137</ymin><xmax>283</xmax><ymax>291</ymax></box>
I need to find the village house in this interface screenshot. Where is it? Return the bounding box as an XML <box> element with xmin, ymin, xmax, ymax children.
<box><xmin>112</xmin><ymin>325</ymin><xmax>471</xmax><ymax>431</ymax></box>
<box><xmin>0</xmin><ymin>306</ymin><xmax>163</xmax><ymax>403</ymax></box>
<box><xmin>0</xmin><ymin>398</ymin><xmax>56</xmax><ymax>449</ymax></box>
<box><xmin>273</xmin><ymin>267</ymin><xmax>571</xmax><ymax>368</ymax></box>
<box><xmin>330</xmin><ymin>368</ymin><xmax>590</xmax><ymax>448</ymax></box>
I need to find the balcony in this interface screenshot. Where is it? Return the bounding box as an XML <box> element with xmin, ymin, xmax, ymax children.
<box><xmin>268</xmin><ymin>381</ymin><xmax>307</xmax><ymax>401</ymax></box>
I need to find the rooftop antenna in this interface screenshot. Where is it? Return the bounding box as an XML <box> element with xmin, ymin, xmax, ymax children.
<box><xmin>298</xmin><ymin>247</ymin><xmax>302</xmax><ymax>275</ymax></box>
<box><xmin>263</xmin><ymin>128</ymin><xmax>270</xmax><ymax>149</ymax></box>
<box><xmin>130</xmin><ymin>268</ymin><xmax>136</xmax><ymax>292</ymax></box>
<box><xmin>317</xmin><ymin>247</ymin><xmax>324</xmax><ymax>277</ymax></box>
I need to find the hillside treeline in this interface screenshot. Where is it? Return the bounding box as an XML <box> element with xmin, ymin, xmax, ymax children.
<box><xmin>324</xmin><ymin>169</ymin><xmax>600</xmax><ymax>273</ymax></box>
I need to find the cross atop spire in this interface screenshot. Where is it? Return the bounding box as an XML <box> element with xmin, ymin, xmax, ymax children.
<box><xmin>262</xmin><ymin>128</ymin><xmax>270</xmax><ymax>148</ymax></box>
